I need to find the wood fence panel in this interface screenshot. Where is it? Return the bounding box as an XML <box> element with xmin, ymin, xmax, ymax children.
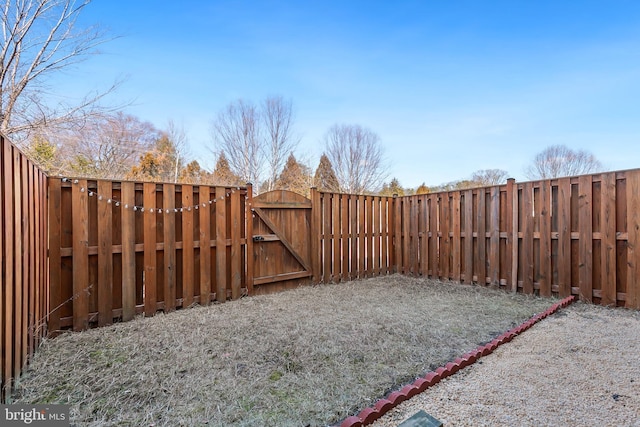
<box><xmin>97</xmin><ymin>181</ymin><xmax>113</xmax><ymax>326</ymax></box>
<box><xmin>332</xmin><ymin>193</ymin><xmax>341</xmax><ymax>280</ymax></box>
<box><xmin>13</xmin><ymin>150</ymin><xmax>24</xmax><ymax>378</ymax></box>
<box><xmin>600</xmin><ymin>173</ymin><xmax>617</xmax><ymax>306</ymax></box>
<box><xmin>340</xmin><ymin>194</ymin><xmax>350</xmax><ymax>279</ymax></box>
<box><xmin>381</xmin><ymin>197</ymin><xmax>389</xmax><ymax>274</ymax></box>
<box><xmin>163</xmin><ymin>185</ymin><xmax>176</xmax><ymax>311</ymax></box>
<box><xmin>121</xmin><ymin>182</ymin><xmax>136</xmax><ymax>321</ymax></box>
<box><xmin>182</xmin><ymin>185</ymin><xmax>195</xmax><ymax>306</ymax></box>
<box><xmin>441</xmin><ymin>193</ymin><xmax>451</xmax><ymax>279</ymax></box>
<box><xmin>72</xmin><ymin>180</ymin><xmax>89</xmax><ymax>332</ymax></box>
<box><xmin>578</xmin><ymin>176</ymin><xmax>593</xmax><ymax>302</ymax></box>
<box><xmin>557</xmin><ymin>178</ymin><xmax>572</xmax><ymax>297</ymax></box>
<box><xmin>463</xmin><ymin>190</ymin><xmax>473</xmax><ymax>283</ymax></box>
<box><xmin>143</xmin><ymin>183</ymin><xmax>157</xmax><ymax>316</ymax></box>
<box><xmin>521</xmin><ymin>182</ymin><xmax>534</xmax><ymax>294</ymax></box>
<box><xmin>199</xmin><ymin>186</ymin><xmax>211</xmax><ymax>305</ymax></box>
<box><xmin>358</xmin><ymin>195</ymin><xmax>366</xmax><ymax>276</ymax></box>
<box><xmin>476</xmin><ymin>189</ymin><xmax>486</xmax><ymax>285</ymax></box>
<box><xmin>368</xmin><ymin>196</ymin><xmax>376</xmax><ymax>276</ymax></box>
<box><xmin>402</xmin><ymin>196</ymin><xmax>410</xmax><ymax>275</ymax></box>
<box><xmin>230</xmin><ymin>188</ymin><xmax>242</xmax><ymax>300</ymax></box>
<box><xmin>627</xmin><ymin>171</ymin><xmax>640</xmax><ymax>309</ymax></box>
<box><xmin>215</xmin><ymin>187</ymin><xmax>227</xmax><ymax>302</ymax></box>
<box><xmin>451</xmin><ymin>192</ymin><xmax>462</xmax><ymax>282</ymax></box>
<box><xmin>506</xmin><ymin>179</ymin><xmax>517</xmax><ymax>291</ymax></box>
<box><xmin>489</xmin><ymin>187</ymin><xmax>500</xmax><ymax>286</ymax></box>
<box><xmin>428</xmin><ymin>194</ymin><xmax>438</xmax><ymax>277</ymax></box>
<box><xmin>539</xmin><ymin>181</ymin><xmax>552</xmax><ymax>297</ymax></box>
<box><xmin>321</xmin><ymin>193</ymin><xmax>331</xmax><ymax>282</ymax></box>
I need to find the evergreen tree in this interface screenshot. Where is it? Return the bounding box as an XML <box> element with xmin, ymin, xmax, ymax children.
<box><xmin>276</xmin><ymin>153</ymin><xmax>312</xmax><ymax>196</ymax></box>
<box><xmin>415</xmin><ymin>183</ymin><xmax>430</xmax><ymax>194</ymax></box>
<box><xmin>313</xmin><ymin>153</ymin><xmax>340</xmax><ymax>192</ymax></box>
<box><xmin>379</xmin><ymin>177</ymin><xmax>405</xmax><ymax>196</ymax></box>
<box><xmin>212</xmin><ymin>153</ymin><xmax>242</xmax><ymax>186</ymax></box>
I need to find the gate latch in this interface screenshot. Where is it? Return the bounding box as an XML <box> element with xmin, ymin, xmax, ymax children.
<box><xmin>253</xmin><ymin>235</ymin><xmax>264</xmax><ymax>242</ymax></box>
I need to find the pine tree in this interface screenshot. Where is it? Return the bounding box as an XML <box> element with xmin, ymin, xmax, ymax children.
<box><xmin>313</xmin><ymin>153</ymin><xmax>340</xmax><ymax>192</ymax></box>
<box><xmin>276</xmin><ymin>153</ymin><xmax>312</xmax><ymax>196</ymax></box>
<box><xmin>212</xmin><ymin>153</ymin><xmax>242</xmax><ymax>186</ymax></box>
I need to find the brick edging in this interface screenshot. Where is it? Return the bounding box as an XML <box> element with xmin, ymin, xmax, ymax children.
<box><xmin>337</xmin><ymin>295</ymin><xmax>577</xmax><ymax>427</ymax></box>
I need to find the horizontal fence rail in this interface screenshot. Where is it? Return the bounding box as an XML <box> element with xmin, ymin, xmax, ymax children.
<box><xmin>0</xmin><ymin>136</ymin><xmax>49</xmax><ymax>401</ymax></box>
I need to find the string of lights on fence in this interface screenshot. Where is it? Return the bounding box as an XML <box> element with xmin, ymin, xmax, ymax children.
<box><xmin>61</xmin><ymin>178</ymin><xmax>247</xmax><ymax>214</ymax></box>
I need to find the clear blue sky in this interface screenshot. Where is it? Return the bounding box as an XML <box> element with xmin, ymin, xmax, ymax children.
<box><xmin>59</xmin><ymin>0</ymin><xmax>640</xmax><ymax>188</ymax></box>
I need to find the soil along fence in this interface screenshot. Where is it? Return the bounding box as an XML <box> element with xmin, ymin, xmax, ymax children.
<box><xmin>47</xmin><ymin>179</ymin><xmax>251</xmax><ymax>333</ymax></box>
<box><xmin>0</xmin><ymin>136</ymin><xmax>49</xmax><ymax>401</ymax></box>
<box><xmin>381</xmin><ymin>172</ymin><xmax>639</xmax><ymax>308</ymax></box>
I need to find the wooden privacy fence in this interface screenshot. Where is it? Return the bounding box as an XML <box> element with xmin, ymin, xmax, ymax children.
<box><xmin>2</xmin><ymin>126</ymin><xmax>640</xmax><ymax>402</ymax></box>
<box><xmin>0</xmin><ymin>136</ymin><xmax>49</xmax><ymax>400</ymax></box>
<box><xmin>47</xmin><ymin>178</ymin><xmax>252</xmax><ymax>332</ymax></box>
<box><xmin>313</xmin><ymin>170</ymin><xmax>638</xmax><ymax>308</ymax></box>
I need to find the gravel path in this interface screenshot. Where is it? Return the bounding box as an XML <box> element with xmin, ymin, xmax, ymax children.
<box><xmin>372</xmin><ymin>302</ymin><xmax>640</xmax><ymax>427</ymax></box>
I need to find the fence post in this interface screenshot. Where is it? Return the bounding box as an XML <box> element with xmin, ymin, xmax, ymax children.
<box><xmin>245</xmin><ymin>183</ymin><xmax>254</xmax><ymax>295</ymax></box>
<box><xmin>506</xmin><ymin>178</ymin><xmax>517</xmax><ymax>292</ymax></box>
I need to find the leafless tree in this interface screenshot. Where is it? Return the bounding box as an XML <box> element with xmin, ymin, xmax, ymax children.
<box><xmin>471</xmin><ymin>169</ymin><xmax>510</xmax><ymax>186</ymax></box>
<box><xmin>59</xmin><ymin>111</ymin><xmax>159</xmax><ymax>179</ymax></box>
<box><xmin>262</xmin><ymin>96</ymin><xmax>299</xmax><ymax>192</ymax></box>
<box><xmin>211</xmin><ymin>99</ymin><xmax>264</xmax><ymax>187</ymax></box>
<box><xmin>525</xmin><ymin>145</ymin><xmax>603</xmax><ymax>179</ymax></box>
<box><xmin>323</xmin><ymin>124</ymin><xmax>388</xmax><ymax>194</ymax></box>
<box><xmin>0</xmin><ymin>0</ymin><xmax>118</xmax><ymax>142</ymax></box>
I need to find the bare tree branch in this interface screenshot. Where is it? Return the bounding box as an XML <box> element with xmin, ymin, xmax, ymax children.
<box><xmin>0</xmin><ymin>0</ymin><xmax>118</xmax><ymax>141</ymax></box>
<box><xmin>525</xmin><ymin>145</ymin><xmax>603</xmax><ymax>179</ymax></box>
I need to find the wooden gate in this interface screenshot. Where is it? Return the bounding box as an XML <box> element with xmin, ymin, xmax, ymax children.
<box><xmin>250</xmin><ymin>190</ymin><xmax>313</xmax><ymax>293</ymax></box>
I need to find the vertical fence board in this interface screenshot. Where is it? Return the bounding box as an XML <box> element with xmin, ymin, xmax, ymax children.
<box><xmin>476</xmin><ymin>189</ymin><xmax>486</xmax><ymax>285</ymax></box>
<box><xmin>13</xmin><ymin>149</ymin><xmax>23</xmax><ymax>377</ymax></box>
<box><xmin>2</xmin><ymin>141</ymin><xmax>14</xmax><ymax>393</ymax></box>
<box><xmin>215</xmin><ymin>187</ymin><xmax>227</xmax><ymax>302</ymax></box>
<box><xmin>451</xmin><ymin>192</ymin><xmax>462</xmax><ymax>281</ymax></box>
<box><xmin>441</xmin><ymin>193</ymin><xmax>450</xmax><ymax>279</ymax></box>
<box><xmin>48</xmin><ymin>179</ymin><xmax>61</xmax><ymax>333</ymax></box>
<box><xmin>199</xmin><ymin>187</ymin><xmax>211</xmax><ymax>304</ymax></box>
<box><xmin>230</xmin><ymin>188</ymin><xmax>242</xmax><ymax>299</ymax></box>
<box><xmin>182</xmin><ymin>186</ymin><xmax>195</xmax><ymax>306</ymax></box>
<box><xmin>557</xmin><ymin>178</ymin><xmax>571</xmax><ymax>297</ymax></box>
<box><xmin>121</xmin><ymin>182</ymin><xmax>136</xmax><ymax>321</ymax></box>
<box><xmin>506</xmin><ymin>179</ymin><xmax>517</xmax><ymax>291</ymax></box>
<box><xmin>578</xmin><ymin>176</ymin><xmax>593</xmax><ymax>302</ymax></box>
<box><xmin>522</xmin><ymin>183</ymin><xmax>534</xmax><ymax>294</ymax></box>
<box><xmin>143</xmin><ymin>183</ymin><xmax>157</xmax><ymax>316</ymax></box>
<box><xmin>72</xmin><ymin>180</ymin><xmax>89</xmax><ymax>331</ymax></box>
<box><xmin>163</xmin><ymin>185</ymin><xmax>176</xmax><ymax>311</ymax></box>
<box><xmin>367</xmin><ymin>196</ymin><xmax>376</xmax><ymax>276</ymax></box>
<box><xmin>600</xmin><ymin>174</ymin><xmax>617</xmax><ymax>306</ymax></box>
<box><xmin>322</xmin><ymin>194</ymin><xmax>331</xmax><ymax>282</ymax></box>
<box><xmin>332</xmin><ymin>193</ymin><xmax>341</xmax><ymax>280</ymax></box>
<box><xmin>463</xmin><ymin>190</ymin><xmax>473</xmax><ymax>283</ymax></box>
<box><xmin>428</xmin><ymin>195</ymin><xmax>438</xmax><ymax>277</ymax></box>
<box><xmin>626</xmin><ymin>171</ymin><xmax>640</xmax><ymax>309</ymax></box>
<box><xmin>97</xmin><ymin>181</ymin><xmax>113</xmax><ymax>326</ymax></box>
<box><xmin>340</xmin><ymin>194</ymin><xmax>350</xmax><ymax>279</ymax></box>
<box><xmin>539</xmin><ymin>181</ymin><xmax>552</xmax><ymax>297</ymax></box>
<box><xmin>402</xmin><ymin>196</ymin><xmax>411</xmax><ymax>275</ymax></box>
<box><xmin>489</xmin><ymin>187</ymin><xmax>500</xmax><ymax>286</ymax></box>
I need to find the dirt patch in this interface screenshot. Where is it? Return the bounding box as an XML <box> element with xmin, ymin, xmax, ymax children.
<box><xmin>12</xmin><ymin>275</ymin><xmax>556</xmax><ymax>426</ymax></box>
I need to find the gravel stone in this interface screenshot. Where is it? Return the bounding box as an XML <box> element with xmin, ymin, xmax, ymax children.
<box><xmin>372</xmin><ymin>302</ymin><xmax>640</xmax><ymax>427</ymax></box>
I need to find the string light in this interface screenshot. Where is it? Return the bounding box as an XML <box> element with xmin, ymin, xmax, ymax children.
<box><xmin>61</xmin><ymin>177</ymin><xmax>247</xmax><ymax>215</ymax></box>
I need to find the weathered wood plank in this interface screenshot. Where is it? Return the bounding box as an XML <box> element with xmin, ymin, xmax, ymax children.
<box><xmin>489</xmin><ymin>187</ymin><xmax>500</xmax><ymax>286</ymax></box>
<box><xmin>215</xmin><ymin>187</ymin><xmax>227</xmax><ymax>302</ymax></box>
<box><xmin>163</xmin><ymin>184</ymin><xmax>177</xmax><ymax>311</ymax></box>
<box><xmin>539</xmin><ymin>181</ymin><xmax>552</xmax><ymax>297</ymax></box>
<box><xmin>522</xmin><ymin>183</ymin><xmax>534</xmax><ymax>294</ymax></box>
<box><xmin>626</xmin><ymin>171</ymin><xmax>640</xmax><ymax>309</ymax></box>
<box><xmin>451</xmin><ymin>192</ymin><xmax>461</xmax><ymax>281</ymax></box>
<box><xmin>230</xmin><ymin>188</ymin><xmax>242</xmax><ymax>299</ymax></box>
<box><xmin>557</xmin><ymin>178</ymin><xmax>572</xmax><ymax>297</ymax></box>
<box><xmin>182</xmin><ymin>185</ymin><xmax>195</xmax><ymax>306</ymax></box>
<box><xmin>506</xmin><ymin>179</ymin><xmax>517</xmax><ymax>292</ymax></box>
<box><xmin>463</xmin><ymin>190</ymin><xmax>473</xmax><ymax>284</ymax></box>
<box><xmin>600</xmin><ymin>173</ymin><xmax>617</xmax><ymax>306</ymax></box>
<box><xmin>121</xmin><ymin>182</ymin><xmax>136</xmax><ymax>321</ymax></box>
<box><xmin>476</xmin><ymin>189</ymin><xmax>486</xmax><ymax>285</ymax></box>
<box><xmin>72</xmin><ymin>180</ymin><xmax>89</xmax><ymax>331</ymax></box>
<box><xmin>578</xmin><ymin>176</ymin><xmax>593</xmax><ymax>302</ymax></box>
<box><xmin>143</xmin><ymin>183</ymin><xmax>157</xmax><ymax>316</ymax></box>
<box><xmin>199</xmin><ymin>186</ymin><xmax>212</xmax><ymax>304</ymax></box>
<box><xmin>97</xmin><ymin>180</ymin><xmax>113</xmax><ymax>325</ymax></box>
<box><xmin>48</xmin><ymin>178</ymin><xmax>62</xmax><ymax>333</ymax></box>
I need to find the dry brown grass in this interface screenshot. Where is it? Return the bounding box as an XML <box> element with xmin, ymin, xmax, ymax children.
<box><xmin>13</xmin><ymin>275</ymin><xmax>556</xmax><ymax>426</ymax></box>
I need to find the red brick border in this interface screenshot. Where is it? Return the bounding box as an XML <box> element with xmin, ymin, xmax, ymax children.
<box><xmin>338</xmin><ymin>295</ymin><xmax>576</xmax><ymax>427</ymax></box>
